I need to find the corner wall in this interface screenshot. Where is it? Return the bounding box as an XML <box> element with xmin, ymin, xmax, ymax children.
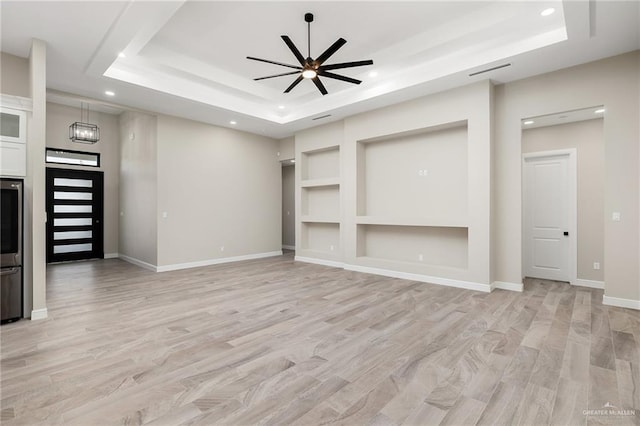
<box><xmin>118</xmin><ymin>111</ymin><xmax>158</xmax><ymax>268</ymax></box>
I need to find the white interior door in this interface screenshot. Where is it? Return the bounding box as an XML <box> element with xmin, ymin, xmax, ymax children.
<box><xmin>523</xmin><ymin>151</ymin><xmax>575</xmax><ymax>282</ymax></box>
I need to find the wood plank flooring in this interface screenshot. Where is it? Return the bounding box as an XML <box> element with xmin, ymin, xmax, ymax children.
<box><xmin>1</xmin><ymin>253</ymin><xmax>639</xmax><ymax>425</ymax></box>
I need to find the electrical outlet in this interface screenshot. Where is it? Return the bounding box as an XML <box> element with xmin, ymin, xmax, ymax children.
<box><xmin>220</xmin><ymin>246</ymin><xmax>225</xmax><ymax>252</ymax></box>
<box><xmin>162</xmin><ymin>211</ymin><xmax>168</xmax><ymax>218</ymax></box>
<box><xmin>330</xmin><ymin>245</ymin><xmax>334</xmax><ymax>251</ymax></box>
<box><xmin>418</xmin><ymin>254</ymin><xmax>424</xmax><ymax>261</ymax></box>
<box><xmin>593</xmin><ymin>262</ymin><xmax>600</xmax><ymax>270</ymax></box>
<box><xmin>418</xmin><ymin>169</ymin><xmax>429</xmax><ymax>177</ymax></box>
<box><xmin>612</xmin><ymin>212</ymin><xmax>621</xmax><ymax>221</ymax></box>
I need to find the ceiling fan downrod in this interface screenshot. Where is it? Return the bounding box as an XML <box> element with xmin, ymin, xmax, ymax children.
<box><xmin>305</xmin><ymin>13</ymin><xmax>313</xmax><ymax>59</ymax></box>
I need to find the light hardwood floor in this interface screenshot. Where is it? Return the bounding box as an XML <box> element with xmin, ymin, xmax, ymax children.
<box><xmin>1</xmin><ymin>253</ymin><xmax>639</xmax><ymax>425</ymax></box>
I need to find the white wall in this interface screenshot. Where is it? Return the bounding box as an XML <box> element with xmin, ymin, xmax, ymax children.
<box><xmin>522</xmin><ymin>119</ymin><xmax>605</xmax><ymax>283</ymax></box>
<box><xmin>46</xmin><ymin>102</ymin><xmax>120</xmax><ymax>256</ymax></box>
<box><xmin>156</xmin><ymin>114</ymin><xmax>281</xmax><ymax>267</ymax></box>
<box><xmin>118</xmin><ymin>111</ymin><xmax>158</xmax><ymax>267</ymax></box>
<box><xmin>279</xmin><ymin>137</ymin><xmax>294</xmax><ymax>161</ymax></box>
<box><xmin>0</xmin><ymin>52</ymin><xmax>29</xmax><ymax>97</ymax></box>
<box><xmin>494</xmin><ymin>51</ymin><xmax>639</xmax><ymax>303</ymax></box>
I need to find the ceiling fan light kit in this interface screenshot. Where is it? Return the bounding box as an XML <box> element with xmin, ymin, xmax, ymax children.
<box><xmin>247</xmin><ymin>12</ymin><xmax>373</xmax><ymax>95</ymax></box>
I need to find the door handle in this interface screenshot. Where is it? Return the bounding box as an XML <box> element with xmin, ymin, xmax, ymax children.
<box><xmin>0</xmin><ymin>268</ymin><xmax>20</xmax><ymax>276</ymax></box>
<box><xmin>563</xmin><ymin>231</ymin><xmax>569</xmax><ymax>236</ymax></box>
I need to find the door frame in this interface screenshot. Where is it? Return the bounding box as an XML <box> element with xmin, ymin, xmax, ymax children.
<box><xmin>522</xmin><ymin>148</ymin><xmax>577</xmax><ymax>285</ymax></box>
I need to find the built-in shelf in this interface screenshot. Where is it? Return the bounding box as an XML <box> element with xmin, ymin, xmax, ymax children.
<box><xmin>300</xmin><ymin>216</ymin><xmax>340</xmax><ymax>224</ymax></box>
<box><xmin>301</xmin><ymin>145</ymin><xmax>340</xmax><ymax>181</ymax></box>
<box><xmin>300</xmin><ymin>222</ymin><xmax>340</xmax><ymax>254</ymax></box>
<box><xmin>299</xmin><ymin>142</ymin><xmax>341</xmax><ymax>259</ymax></box>
<box><xmin>297</xmin><ymin>248</ymin><xmax>341</xmax><ymax>259</ymax></box>
<box><xmin>354</xmin><ymin>255</ymin><xmax>467</xmax><ymax>272</ymax></box>
<box><xmin>356</xmin><ymin>224</ymin><xmax>468</xmax><ymax>269</ymax></box>
<box><xmin>355</xmin><ymin>216</ymin><xmax>467</xmax><ymax>228</ymax></box>
<box><xmin>300</xmin><ymin>178</ymin><xmax>340</xmax><ymax>188</ymax></box>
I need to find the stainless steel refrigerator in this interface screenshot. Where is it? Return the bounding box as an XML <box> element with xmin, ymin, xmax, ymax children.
<box><xmin>1</xmin><ymin>178</ymin><xmax>23</xmax><ymax>323</ymax></box>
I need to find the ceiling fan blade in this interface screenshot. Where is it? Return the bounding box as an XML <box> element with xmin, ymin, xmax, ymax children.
<box><xmin>321</xmin><ymin>60</ymin><xmax>373</xmax><ymax>71</ymax></box>
<box><xmin>284</xmin><ymin>75</ymin><xmax>304</xmax><ymax>93</ymax></box>
<box><xmin>318</xmin><ymin>70</ymin><xmax>362</xmax><ymax>85</ymax></box>
<box><xmin>254</xmin><ymin>71</ymin><xmax>301</xmax><ymax>81</ymax></box>
<box><xmin>312</xmin><ymin>77</ymin><xmax>328</xmax><ymax>95</ymax></box>
<box><xmin>281</xmin><ymin>35</ymin><xmax>306</xmax><ymax>65</ymax></box>
<box><xmin>315</xmin><ymin>38</ymin><xmax>347</xmax><ymax>65</ymax></box>
<box><xmin>247</xmin><ymin>56</ymin><xmax>302</xmax><ymax>70</ymax></box>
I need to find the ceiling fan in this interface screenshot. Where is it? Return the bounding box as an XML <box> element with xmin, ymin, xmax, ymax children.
<box><xmin>247</xmin><ymin>13</ymin><xmax>373</xmax><ymax>96</ymax></box>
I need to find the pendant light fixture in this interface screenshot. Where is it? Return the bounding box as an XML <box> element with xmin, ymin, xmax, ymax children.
<box><xmin>69</xmin><ymin>102</ymin><xmax>99</xmax><ymax>144</ymax></box>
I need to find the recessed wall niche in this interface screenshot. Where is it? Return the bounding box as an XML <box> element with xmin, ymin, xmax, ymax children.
<box><xmin>356</xmin><ymin>224</ymin><xmax>468</xmax><ymax>269</ymax></box>
<box><xmin>301</xmin><ymin>222</ymin><xmax>340</xmax><ymax>253</ymax></box>
<box><xmin>356</xmin><ymin>121</ymin><xmax>468</xmax><ymax>225</ymax></box>
<box><xmin>301</xmin><ymin>145</ymin><xmax>339</xmax><ymax>181</ymax></box>
<box><xmin>298</xmin><ymin>142</ymin><xmax>341</xmax><ymax>260</ymax></box>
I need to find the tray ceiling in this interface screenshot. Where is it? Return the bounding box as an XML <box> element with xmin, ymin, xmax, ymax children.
<box><xmin>1</xmin><ymin>1</ymin><xmax>638</xmax><ymax>138</ymax></box>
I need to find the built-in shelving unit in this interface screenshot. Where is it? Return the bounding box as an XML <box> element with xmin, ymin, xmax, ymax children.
<box><xmin>298</xmin><ymin>145</ymin><xmax>341</xmax><ymax>261</ymax></box>
<box><xmin>294</xmin><ymin>83</ymin><xmax>493</xmax><ymax>291</ymax></box>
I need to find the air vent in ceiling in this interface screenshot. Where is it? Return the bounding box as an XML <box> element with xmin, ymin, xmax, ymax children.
<box><xmin>469</xmin><ymin>63</ymin><xmax>511</xmax><ymax>77</ymax></box>
<box><xmin>312</xmin><ymin>114</ymin><xmax>332</xmax><ymax>121</ymax></box>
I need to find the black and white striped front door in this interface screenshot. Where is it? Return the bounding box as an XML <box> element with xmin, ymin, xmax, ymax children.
<box><xmin>46</xmin><ymin>168</ymin><xmax>104</xmax><ymax>263</ymax></box>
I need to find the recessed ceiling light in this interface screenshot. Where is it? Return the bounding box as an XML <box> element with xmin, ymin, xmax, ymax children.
<box><xmin>105</xmin><ymin>90</ymin><xmax>115</xmax><ymax>96</ymax></box>
<box><xmin>278</xmin><ymin>105</ymin><xmax>285</xmax><ymax>110</ymax></box>
<box><xmin>368</xmin><ymin>71</ymin><xmax>378</xmax><ymax>78</ymax></box>
<box><xmin>118</xmin><ymin>52</ymin><xmax>126</xmax><ymax>58</ymax></box>
<box><xmin>594</xmin><ymin>108</ymin><xmax>605</xmax><ymax>114</ymax></box>
<box><xmin>230</xmin><ymin>120</ymin><xmax>237</xmax><ymax>125</ymax></box>
<box><xmin>540</xmin><ymin>8</ymin><xmax>555</xmax><ymax>17</ymax></box>
<box><xmin>523</xmin><ymin>120</ymin><xmax>535</xmax><ymax>125</ymax></box>
<box><xmin>290</xmin><ymin>159</ymin><xmax>295</xmax><ymax>163</ymax></box>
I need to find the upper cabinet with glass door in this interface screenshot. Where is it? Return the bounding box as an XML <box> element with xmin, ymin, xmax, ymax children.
<box><xmin>0</xmin><ymin>107</ymin><xmax>27</xmax><ymax>177</ymax></box>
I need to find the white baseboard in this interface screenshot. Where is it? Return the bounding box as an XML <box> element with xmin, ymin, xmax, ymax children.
<box><xmin>118</xmin><ymin>254</ymin><xmax>157</xmax><ymax>272</ymax></box>
<box><xmin>157</xmin><ymin>251</ymin><xmax>283</xmax><ymax>273</ymax></box>
<box><xmin>104</xmin><ymin>252</ymin><xmax>119</xmax><ymax>259</ymax></box>
<box><xmin>491</xmin><ymin>281</ymin><xmax>524</xmax><ymax>292</ymax></box>
<box><xmin>573</xmin><ymin>279</ymin><xmax>605</xmax><ymax>289</ymax></box>
<box><xmin>295</xmin><ymin>256</ymin><xmax>345</xmax><ymax>269</ymax></box>
<box><xmin>282</xmin><ymin>245</ymin><xmax>295</xmax><ymax>251</ymax></box>
<box><xmin>344</xmin><ymin>264</ymin><xmax>492</xmax><ymax>293</ymax></box>
<box><xmin>603</xmin><ymin>295</ymin><xmax>640</xmax><ymax>310</ymax></box>
<box><xmin>30</xmin><ymin>308</ymin><xmax>48</xmax><ymax>320</ymax></box>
